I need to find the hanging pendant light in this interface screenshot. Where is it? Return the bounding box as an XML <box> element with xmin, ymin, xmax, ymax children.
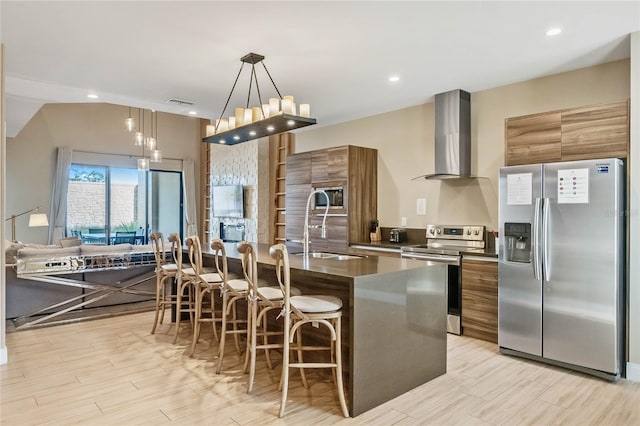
<box><xmin>125</xmin><ymin>106</ymin><xmax>135</xmax><ymax>132</ymax></box>
<box><xmin>150</xmin><ymin>110</ymin><xmax>162</xmax><ymax>162</ymax></box>
<box><xmin>202</xmin><ymin>52</ymin><xmax>316</xmax><ymax>146</ymax></box>
<box><xmin>134</xmin><ymin>107</ymin><xmax>144</xmax><ymax>146</ymax></box>
<box><xmin>137</xmin><ymin>157</ymin><xmax>150</xmax><ymax>171</ymax></box>
<box><xmin>137</xmin><ymin>108</ymin><xmax>150</xmax><ymax>171</ymax></box>
<box><xmin>150</xmin><ymin>149</ymin><xmax>162</xmax><ymax>163</ymax></box>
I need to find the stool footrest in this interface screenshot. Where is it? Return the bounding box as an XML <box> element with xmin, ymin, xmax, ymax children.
<box><xmin>288</xmin><ymin>362</ymin><xmax>338</xmax><ymax>369</ymax></box>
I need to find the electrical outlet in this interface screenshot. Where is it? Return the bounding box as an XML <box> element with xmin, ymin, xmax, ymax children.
<box><xmin>417</xmin><ymin>198</ymin><xmax>426</xmax><ymax>215</ymax></box>
<box><xmin>401</xmin><ymin>217</ymin><xmax>407</xmax><ymax>226</ymax></box>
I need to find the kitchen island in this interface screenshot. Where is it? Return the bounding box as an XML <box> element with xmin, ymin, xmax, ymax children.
<box><xmin>201</xmin><ymin>243</ymin><xmax>447</xmax><ymax>416</ymax></box>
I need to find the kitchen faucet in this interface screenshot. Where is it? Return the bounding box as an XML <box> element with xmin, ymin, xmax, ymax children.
<box><xmin>303</xmin><ymin>189</ymin><xmax>330</xmax><ymax>257</ymax></box>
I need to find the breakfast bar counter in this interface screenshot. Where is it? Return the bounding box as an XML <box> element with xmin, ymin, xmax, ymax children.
<box><xmin>201</xmin><ymin>242</ymin><xmax>448</xmax><ymax>416</ymax></box>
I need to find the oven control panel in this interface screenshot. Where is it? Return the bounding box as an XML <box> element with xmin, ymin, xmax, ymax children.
<box><xmin>426</xmin><ymin>225</ymin><xmax>485</xmax><ymax>241</ymax></box>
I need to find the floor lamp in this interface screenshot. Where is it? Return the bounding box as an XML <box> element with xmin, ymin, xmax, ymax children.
<box><xmin>4</xmin><ymin>206</ymin><xmax>49</xmax><ymax>242</ymax></box>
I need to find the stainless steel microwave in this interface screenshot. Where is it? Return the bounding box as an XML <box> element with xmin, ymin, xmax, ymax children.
<box><xmin>314</xmin><ymin>186</ymin><xmax>344</xmax><ymax>209</ymax></box>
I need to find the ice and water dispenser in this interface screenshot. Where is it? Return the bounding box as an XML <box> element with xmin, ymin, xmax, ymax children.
<box><xmin>504</xmin><ymin>223</ymin><xmax>531</xmax><ymax>263</ymax></box>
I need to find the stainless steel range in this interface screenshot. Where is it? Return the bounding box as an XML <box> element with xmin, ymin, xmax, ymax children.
<box><xmin>401</xmin><ymin>224</ymin><xmax>485</xmax><ymax>335</ymax></box>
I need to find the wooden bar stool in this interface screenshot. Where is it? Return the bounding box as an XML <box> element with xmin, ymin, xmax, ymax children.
<box><xmin>269</xmin><ymin>244</ymin><xmax>349</xmax><ymax>418</ymax></box>
<box><xmin>213</xmin><ymin>239</ymin><xmax>250</xmax><ymax>373</ymax></box>
<box><xmin>185</xmin><ymin>235</ymin><xmax>225</xmax><ymax>355</ymax></box>
<box><xmin>149</xmin><ymin>232</ymin><xmax>178</xmax><ymax>334</ymax></box>
<box><xmin>169</xmin><ymin>233</ymin><xmax>197</xmax><ymax>344</ymax></box>
<box><xmin>240</xmin><ymin>241</ymin><xmax>301</xmax><ymax>393</ymax></box>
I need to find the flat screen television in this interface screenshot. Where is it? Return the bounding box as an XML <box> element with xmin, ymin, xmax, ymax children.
<box><xmin>212</xmin><ymin>185</ymin><xmax>244</xmax><ymax>218</ymax></box>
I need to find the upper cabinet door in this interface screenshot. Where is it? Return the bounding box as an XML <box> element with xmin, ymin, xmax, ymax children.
<box><xmin>505</xmin><ymin>100</ymin><xmax>630</xmax><ymax>166</ymax></box>
<box><xmin>312</xmin><ymin>146</ymin><xmax>348</xmax><ymax>183</ymax></box>
<box><xmin>505</xmin><ymin>112</ymin><xmax>562</xmax><ymax>166</ymax></box>
<box><xmin>561</xmin><ymin>100</ymin><xmax>629</xmax><ymax>161</ymax></box>
<box><xmin>286</xmin><ymin>152</ymin><xmax>312</xmax><ymax>184</ymax></box>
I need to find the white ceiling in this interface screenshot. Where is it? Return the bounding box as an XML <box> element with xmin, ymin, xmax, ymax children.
<box><xmin>1</xmin><ymin>1</ymin><xmax>639</xmax><ymax>138</ymax></box>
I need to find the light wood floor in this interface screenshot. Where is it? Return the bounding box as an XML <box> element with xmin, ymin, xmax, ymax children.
<box><xmin>2</xmin><ymin>311</ymin><xmax>639</xmax><ymax>425</ymax></box>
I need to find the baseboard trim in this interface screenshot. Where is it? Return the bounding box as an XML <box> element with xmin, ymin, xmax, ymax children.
<box><xmin>626</xmin><ymin>362</ymin><xmax>640</xmax><ymax>382</ymax></box>
<box><xmin>0</xmin><ymin>346</ymin><xmax>7</xmax><ymax>365</ymax></box>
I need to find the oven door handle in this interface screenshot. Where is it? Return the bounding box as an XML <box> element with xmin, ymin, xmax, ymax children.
<box><xmin>401</xmin><ymin>253</ymin><xmax>460</xmax><ymax>265</ymax></box>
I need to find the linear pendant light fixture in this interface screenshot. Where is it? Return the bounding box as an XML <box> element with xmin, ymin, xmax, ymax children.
<box><xmin>202</xmin><ymin>52</ymin><xmax>316</xmax><ymax>145</ymax></box>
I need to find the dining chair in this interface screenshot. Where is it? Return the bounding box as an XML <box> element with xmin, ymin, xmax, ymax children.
<box><xmin>113</xmin><ymin>231</ymin><xmax>136</xmax><ymax>244</ymax></box>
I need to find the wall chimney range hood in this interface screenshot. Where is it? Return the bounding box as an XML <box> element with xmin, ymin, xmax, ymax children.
<box><xmin>413</xmin><ymin>89</ymin><xmax>474</xmax><ymax>180</ymax></box>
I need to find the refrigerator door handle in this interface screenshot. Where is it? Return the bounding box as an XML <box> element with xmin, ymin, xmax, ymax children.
<box><xmin>533</xmin><ymin>197</ymin><xmax>542</xmax><ymax>280</ymax></box>
<box><xmin>542</xmin><ymin>197</ymin><xmax>551</xmax><ymax>281</ymax></box>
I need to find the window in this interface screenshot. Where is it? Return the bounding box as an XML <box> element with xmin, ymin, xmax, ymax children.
<box><xmin>66</xmin><ymin>161</ymin><xmax>183</xmax><ymax>244</ymax></box>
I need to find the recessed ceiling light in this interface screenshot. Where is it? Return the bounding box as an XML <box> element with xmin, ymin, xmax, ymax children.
<box><xmin>546</xmin><ymin>27</ymin><xmax>562</xmax><ymax>37</ymax></box>
<box><xmin>219</xmin><ymin>139</ymin><xmax>226</xmax><ymax>144</ymax></box>
<box><xmin>388</xmin><ymin>75</ymin><xmax>400</xmax><ymax>83</ymax></box>
<box><xmin>188</xmin><ymin>111</ymin><xmax>197</xmax><ymax>115</ymax></box>
<box><xmin>87</xmin><ymin>93</ymin><xmax>98</xmax><ymax>99</ymax></box>
<box><xmin>249</xmin><ymin>131</ymin><xmax>257</xmax><ymax>136</ymax></box>
<box><xmin>287</xmin><ymin>120</ymin><xmax>295</xmax><ymax>126</ymax></box>
<box><xmin>233</xmin><ymin>135</ymin><xmax>240</xmax><ymax>140</ymax></box>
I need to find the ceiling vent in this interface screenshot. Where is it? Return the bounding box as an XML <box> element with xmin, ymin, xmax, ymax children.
<box><xmin>166</xmin><ymin>98</ymin><xmax>195</xmax><ymax>106</ymax></box>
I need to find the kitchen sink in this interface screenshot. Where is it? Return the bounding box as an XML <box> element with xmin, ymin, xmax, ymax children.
<box><xmin>296</xmin><ymin>252</ymin><xmax>338</xmax><ymax>259</ymax></box>
<box><xmin>295</xmin><ymin>252</ymin><xmax>364</xmax><ymax>260</ymax></box>
<box><xmin>333</xmin><ymin>254</ymin><xmax>363</xmax><ymax>260</ymax></box>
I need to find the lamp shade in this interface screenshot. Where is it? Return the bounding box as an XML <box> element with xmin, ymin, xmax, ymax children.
<box><xmin>28</xmin><ymin>213</ymin><xmax>49</xmax><ymax>227</ymax></box>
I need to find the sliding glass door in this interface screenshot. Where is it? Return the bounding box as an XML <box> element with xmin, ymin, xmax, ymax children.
<box><xmin>67</xmin><ymin>164</ymin><xmax>183</xmax><ymax>244</ymax></box>
<box><xmin>147</xmin><ymin>170</ymin><xmax>183</xmax><ymax>241</ymax></box>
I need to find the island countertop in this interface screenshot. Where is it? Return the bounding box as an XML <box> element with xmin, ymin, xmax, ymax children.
<box><xmin>200</xmin><ymin>241</ymin><xmax>448</xmax><ymax>417</ymax></box>
<box><xmin>201</xmin><ymin>242</ymin><xmax>431</xmax><ymax>278</ymax></box>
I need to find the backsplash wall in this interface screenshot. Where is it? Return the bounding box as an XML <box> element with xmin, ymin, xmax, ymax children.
<box><xmin>209</xmin><ymin>138</ymin><xmax>270</xmax><ymax>243</ymax></box>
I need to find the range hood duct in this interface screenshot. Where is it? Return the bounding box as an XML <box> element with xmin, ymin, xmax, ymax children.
<box><xmin>414</xmin><ymin>89</ymin><xmax>473</xmax><ymax>180</ymax></box>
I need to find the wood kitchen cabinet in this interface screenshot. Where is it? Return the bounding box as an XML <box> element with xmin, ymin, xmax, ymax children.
<box><xmin>461</xmin><ymin>256</ymin><xmax>498</xmax><ymax>343</ymax></box>
<box><xmin>505</xmin><ymin>99</ymin><xmax>629</xmax><ymax>166</ymax></box>
<box><xmin>311</xmin><ymin>146</ymin><xmax>349</xmax><ymax>183</ymax></box>
<box><xmin>560</xmin><ymin>100</ymin><xmax>629</xmax><ymax>161</ymax></box>
<box><xmin>505</xmin><ymin>112</ymin><xmax>561</xmax><ymax>166</ymax></box>
<box><xmin>286</xmin><ymin>151</ymin><xmax>312</xmax><ymax>185</ymax></box>
<box><xmin>285</xmin><ymin>145</ymin><xmax>377</xmax><ymax>251</ymax></box>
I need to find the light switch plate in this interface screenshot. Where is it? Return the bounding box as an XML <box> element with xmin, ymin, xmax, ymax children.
<box><xmin>416</xmin><ymin>198</ymin><xmax>426</xmax><ymax>215</ymax></box>
<box><xmin>401</xmin><ymin>217</ymin><xmax>407</xmax><ymax>226</ymax></box>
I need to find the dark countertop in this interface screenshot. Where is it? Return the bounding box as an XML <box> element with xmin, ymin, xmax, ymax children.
<box><xmin>201</xmin><ymin>242</ymin><xmax>430</xmax><ymax>279</ymax></box>
<box><xmin>461</xmin><ymin>249</ymin><xmax>498</xmax><ymax>259</ymax></box>
<box><xmin>351</xmin><ymin>241</ymin><xmax>499</xmax><ymax>259</ymax></box>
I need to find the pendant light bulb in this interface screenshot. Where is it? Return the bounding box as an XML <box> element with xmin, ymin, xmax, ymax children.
<box><xmin>134</xmin><ymin>132</ymin><xmax>144</xmax><ymax>146</ymax></box>
<box><xmin>125</xmin><ymin>117</ymin><xmax>135</xmax><ymax>132</ymax></box>
<box><xmin>151</xmin><ymin>149</ymin><xmax>163</xmax><ymax>163</ymax></box>
<box><xmin>137</xmin><ymin>158</ymin><xmax>149</xmax><ymax>171</ymax></box>
<box><xmin>146</xmin><ymin>137</ymin><xmax>156</xmax><ymax>150</ymax></box>
<box><xmin>125</xmin><ymin>106</ymin><xmax>135</xmax><ymax>132</ymax></box>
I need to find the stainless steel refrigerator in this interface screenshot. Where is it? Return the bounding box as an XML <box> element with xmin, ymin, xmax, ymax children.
<box><xmin>498</xmin><ymin>158</ymin><xmax>625</xmax><ymax>380</ymax></box>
